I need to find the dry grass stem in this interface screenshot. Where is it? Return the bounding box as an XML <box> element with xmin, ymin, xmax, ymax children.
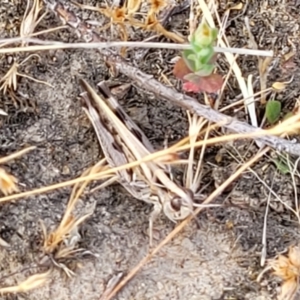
<box><xmin>0</xmin><ymin>54</ymin><xmax>52</xmax><ymax>94</ymax></box>
<box><xmin>0</xmin><ymin>37</ymin><xmax>274</xmax><ymax>56</ymax></box>
<box><xmin>0</xmin><ymin>146</ymin><xmax>36</xmax><ymax>164</ymax></box>
<box><xmin>227</xmin><ymin>150</ymin><xmax>299</xmax><ymax>221</ymax></box>
<box><xmin>0</xmin><ymin>115</ymin><xmax>300</xmax><ymax>204</ymax></box>
<box><xmin>185</xmin><ymin>111</ymin><xmax>209</xmax><ymax>193</ymax></box>
<box><xmin>0</xmin><ymin>109</ymin><xmax>7</xmax><ymax>116</ymax></box>
<box><xmin>0</xmin><ymin>270</ymin><xmax>51</xmax><ymax>294</ymax></box>
<box><xmin>20</xmin><ymin>0</ymin><xmax>46</xmax><ymax>46</ymax></box>
<box><xmin>43</xmin><ymin>159</ymin><xmax>107</xmax><ymax>255</ymax></box>
<box><xmin>0</xmin><ymin>0</ymin><xmax>52</xmax><ymax>98</ymax></box>
<box><xmin>198</xmin><ymin>0</ymin><xmax>261</xmax><ymax>138</ymax></box>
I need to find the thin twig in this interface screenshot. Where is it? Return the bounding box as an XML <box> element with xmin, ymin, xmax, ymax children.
<box><xmin>105</xmin><ymin>55</ymin><xmax>300</xmax><ymax>156</ymax></box>
<box><xmin>0</xmin><ymin>37</ymin><xmax>274</xmax><ymax>56</ymax></box>
<box><xmin>261</xmin><ymin>176</ymin><xmax>275</xmax><ymax>267</ymax></box>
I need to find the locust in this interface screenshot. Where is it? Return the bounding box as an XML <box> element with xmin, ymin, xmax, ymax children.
<box><xmin>79</xmin><ymin>78</ymin><xmax>195</xmax><ymax>244</ymax></box>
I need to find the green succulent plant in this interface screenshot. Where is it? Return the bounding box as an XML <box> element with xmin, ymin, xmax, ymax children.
<box><xmin>183</xmin><ymin>21</ymin><xmax>218</xmax><ymax>77</ymax></box>
<box><xmin>173</xmin><ymin>20</ymin><xmax>223</xmax><ymax>94</ymax></box>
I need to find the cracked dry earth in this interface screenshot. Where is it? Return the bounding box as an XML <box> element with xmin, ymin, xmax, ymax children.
<box><xmin>1</xmin><ymin>0</ymin><xmax>300</xmax><ymax>299</ymax></box>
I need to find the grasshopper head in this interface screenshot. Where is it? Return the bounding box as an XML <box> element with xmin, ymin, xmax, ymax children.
<box><xmin>163</xmin><ymin>189</ymin><xmax>195</xmax><ymax>222</ymax></box>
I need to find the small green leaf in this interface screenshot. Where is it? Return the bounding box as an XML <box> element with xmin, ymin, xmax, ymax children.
<box><xmin>189</xmin><ymin>42</ymin><xmax>202</xmax><ymax>54</ymax></box>
<box><xmin>198</xmin><ymin>47</ymin><xmax>215</xmax><ymax>65</ymax></box>
<box><xmin>194</xmin><ymin>64</ymin><xmax>215</xmax><ymax>77</ymax></box>
<box><xmin>266</xmin><ymin>100</ymin><xmax>281</xmax><ymax>124</ymax></box>
<box><xmin>182</xmin><ymin>49</ymin><xmax>197</xmax><ymax>72</ymax></box>
<box><xmin>272</xmin><ymin>158</ymin><xmax>291</xmax><ymax>175</ymax></box>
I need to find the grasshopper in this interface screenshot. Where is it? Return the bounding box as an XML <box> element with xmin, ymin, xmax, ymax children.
<box><xmin>79</xmin><ymin>79</ymin><xmax>195</xmax><ymax>244</ymax></box>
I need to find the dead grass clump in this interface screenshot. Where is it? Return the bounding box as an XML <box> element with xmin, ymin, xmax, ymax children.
<box><xmin>73</xmin><ymin>0</ymin><xmax>184</xmax><ymax>44</ymax></box>
<box><xmin>20</xmin><ymin>0</ymin><xmax>46</xmax><ymax>46</ymax></box>
<box><xmin>0</xmin><ymin>54</ymin><xmax>51</xmax><ymax>95</ymax></box>
<box><xmin>0</xmin><ymin>168</ymin><xmax>19</xmax><ymax>196</ymax></box>
<box><xmin>41</xmin><ymin>159</ymin><xmax>110</xmax><ymax>277</ymax></box>
<box><xmin>0</xmin><ymin>146</ymin><xmax>35</xmax><ymax>196</ymax></box>
<box><xmin>269</xmin><ymin>245</ymin><xmax>300</xmax><ymax>300</ymax></box>
<box><xmin>0</xmin><ymin>0</ymin><xmax>55</xmax><ymax>102</ymax></box>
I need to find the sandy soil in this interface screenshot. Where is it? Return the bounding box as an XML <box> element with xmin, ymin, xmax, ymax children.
<box><xmin>0</xmin><ymin>1</ymin><xmax>300</xmax><ymax>299</ymax></box>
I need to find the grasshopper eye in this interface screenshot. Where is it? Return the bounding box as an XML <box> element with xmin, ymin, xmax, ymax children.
<box><xmin>170</xmin><ymin>197</ymin><xmax>182</xmax><ymax>211</ymax></box>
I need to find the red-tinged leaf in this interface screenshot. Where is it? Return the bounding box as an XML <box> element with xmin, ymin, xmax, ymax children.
<box><xmin>183</xmin><ymin>73</ymin><xmax>223</xmax><ymax>93</ymax></box>
<box><xmin>173</xmin><ymin>57</ymin><xmax>192</xmax><ymax>80</ymax></box>
<box><xmin>183</xmin><ymin>81</ymin><xmax>201</xmax><ymax>92</ymax></box>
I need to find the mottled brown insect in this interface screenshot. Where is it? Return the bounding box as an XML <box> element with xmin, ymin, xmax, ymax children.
<box><xmin>79</xmin><ymin>79</ymin><xmax>195</xmax><ymax>244</ymax></box>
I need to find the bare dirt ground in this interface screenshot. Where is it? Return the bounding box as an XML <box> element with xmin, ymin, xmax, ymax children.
<box><xmin>0</xmin><ymin>1</ymin><xmax>300</xmax><ymax>299</ymax></box>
